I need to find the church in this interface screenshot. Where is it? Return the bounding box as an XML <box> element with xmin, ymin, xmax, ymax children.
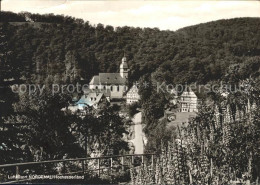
<box><xmin>89</xmin><ymin>56</ymin><xmax>129</xmax><ymax>99</ymax></box>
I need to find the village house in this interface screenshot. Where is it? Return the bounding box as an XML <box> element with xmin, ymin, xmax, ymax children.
<box><xmin>179</xmin><ymin>87</ymin><xmax>198</xmax><ymax>112</ymax></box>
<box><xmin>68</xmin><ymin>92</ymin><xmax>110</xmax><ymax>113</ymax></box>
<box><xmin>164</xmin><ymin>87</ymin><xmax>198</xmax><ymax>127</ymax></box>
<box><xmin>126</xmin><ymin>85</ymin><xmax>140</xmax><ymax>104</ymax></box>
<box><xmin>76</xmin><ymin>92</ymin><xmax>109</xmax><ymax>110</ymax></box>
<box><xmin>89</xmin><ymin>56</ymin><xmax>129</xmax><ymax>99</ymax></box>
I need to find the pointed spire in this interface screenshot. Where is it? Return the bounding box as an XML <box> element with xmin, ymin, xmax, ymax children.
<box><xmin>122</xmin><ymin>51</ymin><xmax>127</xmax><ymax>63</ymax></box>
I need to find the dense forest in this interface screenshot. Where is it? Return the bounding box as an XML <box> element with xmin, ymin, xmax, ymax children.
<box><xmin>0</xmin><ymin>11</ymin><xmax>259</xmax><ymax>86</ymax></box>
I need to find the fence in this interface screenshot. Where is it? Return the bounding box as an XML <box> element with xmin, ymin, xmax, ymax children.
<box><xmin>0</xmin><ymin>153</ymin><xmax>156</xmax><ymax>184</ymax></box>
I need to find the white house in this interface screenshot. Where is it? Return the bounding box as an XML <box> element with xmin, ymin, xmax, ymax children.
<box><xmin>126</xmin><ymin>85</ymin><xmax>140</xmax><ymax>104</ymax></box>
<box><xmin>179</xmin><ymin>87</ymin><xmax>198</xmax><ymax>112</ymax></box>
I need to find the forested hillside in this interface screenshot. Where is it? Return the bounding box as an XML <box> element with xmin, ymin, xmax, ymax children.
<box><xmin>1</xmin><ymin>11</ymin><xmax>260</xmax><ymax>85</ymax></box>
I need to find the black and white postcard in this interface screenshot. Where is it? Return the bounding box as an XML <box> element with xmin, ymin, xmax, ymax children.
<box><xmin>0</xmin><ymin>0</ymin><xmax>259</xmax><ymax>184</ymax></box>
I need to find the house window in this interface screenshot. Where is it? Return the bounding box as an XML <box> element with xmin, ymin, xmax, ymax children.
<box><xmin>95</xmin><ymin>86</ymin><xmax>98</xmax><ymax>89</ymax></box>
<box><xmin>117</xmin><ymin>86</ymin><xmax>120</xmax><ymax>92</ymax></box>
<box><xmin>110</xmin><ymin>86</ymin><xmax>113</xmax><ymax>91</ymax></box>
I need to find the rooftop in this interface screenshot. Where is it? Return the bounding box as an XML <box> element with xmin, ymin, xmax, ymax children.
<box><xmin>89</xmin><ymin>73</ymin><xmax>126</xmax><ymax>85</ymax></box>
<box><xmin>181</xmin><ymin>87</ymin><xmax>197</xmax><ymax>98</ymax></box>
<box><xmin>77</xmin><ymin>92</ymin><xmax>105</xmax><ymax>107</ymax></box>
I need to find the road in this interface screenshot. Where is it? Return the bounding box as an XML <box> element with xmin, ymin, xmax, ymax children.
<box><xmin>129</xmin><ymin>112</ymin><xmax>147</xmax><ymax>154</ymax></box>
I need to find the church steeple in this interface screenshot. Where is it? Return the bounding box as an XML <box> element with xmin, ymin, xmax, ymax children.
<box><xmin>122</xmin><ymin>52</ymin><xmax>127</xmax><ymax>63</ymax></box>
<box><xmin>120</xmin><ymin>53</ymin><xmax>128</xmax><ymax>78</ymax></box>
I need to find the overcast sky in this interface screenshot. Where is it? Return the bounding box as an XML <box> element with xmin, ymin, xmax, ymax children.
<box><xmin>2</xmin><ymin>0</ymin><xmax>260</xmax><ymax>30</ymax></box>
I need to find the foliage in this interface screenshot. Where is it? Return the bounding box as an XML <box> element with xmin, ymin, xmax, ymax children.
<box><xmin>1</xmin><ymin>12</ymin><xmax>260</xmax><ymax>85</ymax></box>
<box><xmin>138</xmin><ymin>74</ymin><xmax>172</xmax><ymax>152</ymax></box>
<box><xmin>77</xmin><ymin>105</ymin><xmax>129</xmax><ymax>157</ymax></box>
<box><xmin>0</xmin><ymin>23</ymin><xmax>22</xmax><ymax>164</ymax></box>
<box><xmin>144</xmin><ymin>118</ymin><xmax>173</xmax><ymax>154</ymax></box>
<box><xmin>130</xmin><ymin>80</ymin><xmax>260</xmax><ymax>184</ymax></box>
<box><xmin>10</xmin><ymin>90</ymin><xmax>84</xmax><ymax>161</ymax></box>
<box><xmin>127</xmin><ymin>102</ymin><xmax>141</xmax><ymax>118</ymax></box>
<box><xmin>5</xmin><ymin>88</ymin><xmax>129</xmax><ymax>162</ymax></box>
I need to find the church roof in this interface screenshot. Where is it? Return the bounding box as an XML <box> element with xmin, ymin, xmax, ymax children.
<box><xmin>89</xmin><ymin>73</ymin><xmax>126</xmax><ymax>85</ymax></box>
<box><xmin>89</xmin><ymin>75</ymin><xmax>99</xmax><ymax>85</ymax></box>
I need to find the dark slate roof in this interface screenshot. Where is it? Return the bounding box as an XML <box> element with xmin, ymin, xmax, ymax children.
<box><xmin>90</xmin><ymin>73</ymin><xmax>126</xmax><ymax>85</ymax></box>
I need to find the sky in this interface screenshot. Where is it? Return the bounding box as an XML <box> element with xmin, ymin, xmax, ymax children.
<box><xmin>2</xmin><ymin>0</ymin><xmax>260</xmax><ymax>30</ymax></box>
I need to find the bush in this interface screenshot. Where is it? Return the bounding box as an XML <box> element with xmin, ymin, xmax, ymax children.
<box><xmin>127</xmin><ymin>102</ymin><xmax>141</xmax><ymax>118</ymax></box>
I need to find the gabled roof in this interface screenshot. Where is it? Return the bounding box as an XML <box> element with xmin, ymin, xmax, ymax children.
<box><xmin>89</xmin><ymin>73</ymin><xmax>126</xmax><ymax>85</ymax></box>
<box><xmin>127</xmin><ymin>85</ymin><xmax>139</xmax><ymax>94</ymax></box>
<box><xmin>181</xmin><ymin>87</ymin><xmax>197</xmax><ymax>98</ymax></box>
<box><xmin>89</xmin><ymin>75</ymin><xmax>99</xmax><ymax>85</ymax></box>
<box><xmin>76</xmin><ymin>93</ymin><xmax>105</xmax><ymax>107</ymax></box>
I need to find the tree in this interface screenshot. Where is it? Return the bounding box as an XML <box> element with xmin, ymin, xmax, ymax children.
<box><xmin>127</xmin><ymin>102</ymin><xmax>141</xmax><ymax>118</ymax></box>
<box><xmin>0</xmin><ymin>23</ymin><xmax>21</xmax><ymax>164</ymax></box>
<box><xmin>78</xmin><ymin>105</ymin><xmax>129</xmax><ymax>157</ymax></box>
<box><xmin>12</xmin><ymin>90</ymin><xmax>84</xmax><ymax>161</ymax></box>
<box><xmin>130</xmin><ymin>80</ymin><xmax>260</xmax><ymax>184</ymax></box>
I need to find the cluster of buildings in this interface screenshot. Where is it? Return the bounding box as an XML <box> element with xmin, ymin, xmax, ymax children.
<box><xmin>67</xmin><ymin>56</ymin><xmax>257</xmax><ymax>155</ymax></box>
<box><xmin>88</xmin><ymin>56</ymin><xmax>129</xmax><ymax>99</ymax></box>
<box><xmin>67</xmin><ymin>55</ymin><xmax>200</xmax><ymax>155</ymax></box>
<box><xmin>69</xmin><ymin>55</ymin><xmax>199</xmax><ymax>116</ymax></box>
<box><xmin>69</xmin><ymin>56</ymin><xmax>140</xmax><ymax>112</ymax></box>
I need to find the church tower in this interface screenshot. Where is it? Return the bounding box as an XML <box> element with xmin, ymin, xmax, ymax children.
<box><xmin>120</xmin><ymin>56</ymin><xmax>128</xmax><ymax>79</ymax></box>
